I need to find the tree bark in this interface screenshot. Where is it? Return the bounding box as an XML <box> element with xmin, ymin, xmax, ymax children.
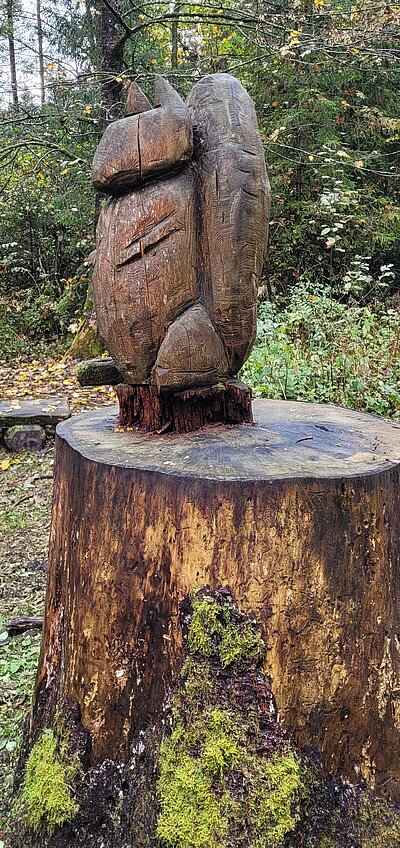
<box><xmin>31</xmin><ymin>399</ymin><xmax>400</xmax><ymax>801</ymax></box>
<box><xmin>7</xmin><ymin>0</ymin><xmax>18</xmax><ymax>109</ymax></box>
<box><xmin>100</xmin><ymin>0</ymin><xmax>125</xmax><ymax>131</ymax></box>
<box><xmin>116</xmin><ymin>380</ymin><xmax>253</xmax><ymax>433</ymax></box>
<box><xmin>36</xmin><ymin>0</ymin><xmax>45</xmax><ymax>106</ymax></box>
<box><xmin>171</xmin><ymin>3</ymin><xmax>179</xmax><ymax>69</ymax></box>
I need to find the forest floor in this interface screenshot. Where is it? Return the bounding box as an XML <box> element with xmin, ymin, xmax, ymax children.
<box><xmin>0</xmin><ymin>356</ymin><xmax>115</xmax><ymax>839</ymax></box>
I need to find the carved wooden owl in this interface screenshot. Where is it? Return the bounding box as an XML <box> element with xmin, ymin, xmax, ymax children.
<box><xmin>91</xmin><ymin>74</ymin><xmax>270</xmax><ymax>393</ymax></box>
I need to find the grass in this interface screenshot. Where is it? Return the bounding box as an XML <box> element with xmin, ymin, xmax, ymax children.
<box><xmin>0</xmin><ymin>450</ymin><xmax>52</xmax><ymax>837</ymax></box>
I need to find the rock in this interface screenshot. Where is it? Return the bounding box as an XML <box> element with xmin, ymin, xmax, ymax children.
<box><xmin>0</xmin><ymin>396</ymin><xmax>70</xmax><ymax>428</ymax></box>
<box><xmin>76</xmin><ymin>357</ymin><xmax>123</xmax><ymax>387</ymax></box>
<box><xmin>4</xmin><ymin>424</ymin><xmax>46</xmax><ymax>452</ymax></box>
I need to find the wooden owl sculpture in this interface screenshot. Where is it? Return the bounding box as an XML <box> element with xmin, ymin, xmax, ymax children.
<box><xmin>91</xmin><ymin>74</ymin><xmax>270</xmax><ymax>394</ymax></box>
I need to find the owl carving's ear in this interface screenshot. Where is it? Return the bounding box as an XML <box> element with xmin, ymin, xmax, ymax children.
<box><xmin>154</xmin><ymin>75</ymin><xmax>186</xmax><ymax>108</ymax></box>
<box><xmin>125</xmin><ymin>81</ymin><xmax>152</xmax><ymax>116</ymax></box>
<box><xmin>92</xmin><ymin>75</ymin><xmax>192</xmax><ymax>194</ymax></box>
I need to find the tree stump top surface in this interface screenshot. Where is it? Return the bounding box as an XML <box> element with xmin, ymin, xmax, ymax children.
<box><xmin>58</xmin><ymin>399</ymin><xmax>400</xmax><ymax>481</ymax></box>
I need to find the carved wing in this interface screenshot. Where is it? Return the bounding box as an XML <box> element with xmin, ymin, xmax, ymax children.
<box><xmin>186</xmin><ymin>73</ymin><xmax>270</xmax><ymax>375</ymax></box>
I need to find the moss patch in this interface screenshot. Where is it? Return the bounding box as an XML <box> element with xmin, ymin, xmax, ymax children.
<box><xmin>188</xmin><ymin>593</ymin><xmax>265</xmax><ymax>669</ymax></box>
<box><xmin>157</xmin><ymin>590</ymin><xmax>306</xmax><ymax>848</ymax></box>
<box><xmin>19</xmin><ymin>726</ymin><xmax>80</xmax><ymax>834</ymax></box>
<box><xmin>358</xmin><ymin>795</ymin><xmax>400</xmax><ymax>847</ymax></box>
<box><xmin>250</xmin><ymin>751</ymin><xmax>303</xmax><ymax>846</ymax></box>
<box><xmin>157</xmin><ymin>589</ymin><xmax>400</xmax><ymax>848</ymax></box>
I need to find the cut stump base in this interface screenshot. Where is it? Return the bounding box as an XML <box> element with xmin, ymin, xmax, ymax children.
<box><xmin>33</xmin><ymin>399</ymin><xmax>400</xmax><ymax>801</ymax></box>
<box><xmin>116</xmin><ymin>379</ymin><xmax>253</xmax><ymax>433</ymax></box>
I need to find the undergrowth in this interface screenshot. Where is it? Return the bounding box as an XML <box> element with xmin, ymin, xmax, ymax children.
<box><xmin>242</xmin><ymin>287</ymin><xmax>400</xmax><ymax>417</ymax></box>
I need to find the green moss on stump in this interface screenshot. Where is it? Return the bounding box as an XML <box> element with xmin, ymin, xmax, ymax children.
<box><xmin>157</xmin><ymin>591</ymin><xmax>307</xmax><ymax>848</ymax></box>
<box><xmin>358</xmin><ymin>795</ymin><xmax>400</xmax><ymax>847</ymax></box>
<box><xmin>188</xmin><ymin>594</ymin><xmax>265</xmax><ymax>668</ymax></box>
<box><xmin>157</xmin><ymin>709</ymin><xmax>304</xmax><ymax>848</ymax></box>
<box><xmin>20</xmin><ymin>727</ymin><xmax>80</xmax><ymax>834</ymax></box>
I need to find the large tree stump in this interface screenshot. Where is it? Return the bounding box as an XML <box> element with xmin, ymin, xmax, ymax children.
<box><xmin>32</xmin><ymin>399</ymin><xmax>400</xmax><ymax>801</ymax></box>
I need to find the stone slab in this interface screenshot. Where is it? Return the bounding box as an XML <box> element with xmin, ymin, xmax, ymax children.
<box><xmin>0</xmin><ymin>396</ymin><xmax>70</xmax><ymax>428</ymax></box>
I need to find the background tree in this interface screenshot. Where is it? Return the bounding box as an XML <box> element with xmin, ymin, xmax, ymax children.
<box><xmin>6</xmin><ymin>0</ymin><xmax>18</xmax><ymax>107</ymax></box>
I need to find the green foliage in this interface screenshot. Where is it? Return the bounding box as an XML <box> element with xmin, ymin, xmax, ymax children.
<box><xmin>242</xmin><ymin>287</ymin><xmax>400</xmax><ymax>417</ymax></box>
<box><xmin>19</xmin><ymin>727</ymin><xmax>80</xmax><ymax>834</ymax></box>
<box><xmin>0</xmin><ymin>630</ymin><xmax>41</xmax><ymax>825</ymax></box>
<box><xmin>0</xmin><ymin>92</ymin><xmax>96</xmax><ymax>350</ymax></box>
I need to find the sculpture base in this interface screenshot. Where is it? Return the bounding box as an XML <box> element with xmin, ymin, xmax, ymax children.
<box><xmin>116</xmin><ymin>379</ymin><xmax>253</xmax><ymax>433</ymax></box>
<box><xmin>30</xmin><ymin>399</ymin><xmax>400</xmax><ymax>800</ymax></box>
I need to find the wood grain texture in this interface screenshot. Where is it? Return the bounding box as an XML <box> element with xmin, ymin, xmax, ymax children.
<box><xmin>153</xmin><ymin>303</ymin><xmax>228</xmax><ymax>392</ymax></box>
<box><xmin>93</xmin><ymin>170</ymin><xmax>198</xmax><ymax>383</ymax></box>
<box><xmin>125</xmin><ymin>80</ymin><xmax>152</xmax><ymax>116</ymax></box>
<box><xmin>32</xmin><ymin>400</ymin><xmax>400</xmax><ymax>800</ymax></box>
<box><xmin>116</xmin><ymin>378</ymin><xmax>253</xmax><ymax>432</ymax></box>
<box><xmin>91</xmin><ymin>74</ymin><xmax>270</xmax><ymax>398</ymax></box>
<box><xmin>91</xmin><ymin>78</ymin><xmax>193</xmax><ymax>194</ymax></box>
<box><xmin>187</xmin><ymin>73</ymin><xmax>270</xmax><ymax>374</ymax></box>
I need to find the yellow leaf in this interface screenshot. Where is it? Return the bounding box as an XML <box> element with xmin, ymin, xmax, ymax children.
<box><xmin>1</xmin><ymin>459</ymin><xmax>11</xmax><ymax>471</ymax></box>
<box><xmin>354</xmin><ymin>160</ymin><xmax>364</xmax><ymax>169</ymax></box>
<box><xmin>271</xmin><ymin>100</ymin><xmax>279</xmax><ymax>107</ymax></box>
<box><xmin>60</xmin><ymin>168</ymin><xmax>69</xmax><ymax>176</ymax></box>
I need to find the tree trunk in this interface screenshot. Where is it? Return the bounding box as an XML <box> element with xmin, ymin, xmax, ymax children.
<box><xmin>7</xmin><ymin>0</ymin><xmax>18</xmax><ymax>109</ymax></box>
<box><xmin>100</xmin><ymin>0</ymin><xmax>125</xmax><ymax>130</ymax></box>
<box><xmin>36</xmin><ymin>0</ymin><xmax>45</xmax><ymax>107</ymax></box>
<box><xmin>171</xmin><ymin>3</ymin><xmax>179</xmax><ymax>69</ymax></box>
<box><xmin>30</xmin><ymin>399</ymin><xmax>400</xmax><ymax>801</ymax></box>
